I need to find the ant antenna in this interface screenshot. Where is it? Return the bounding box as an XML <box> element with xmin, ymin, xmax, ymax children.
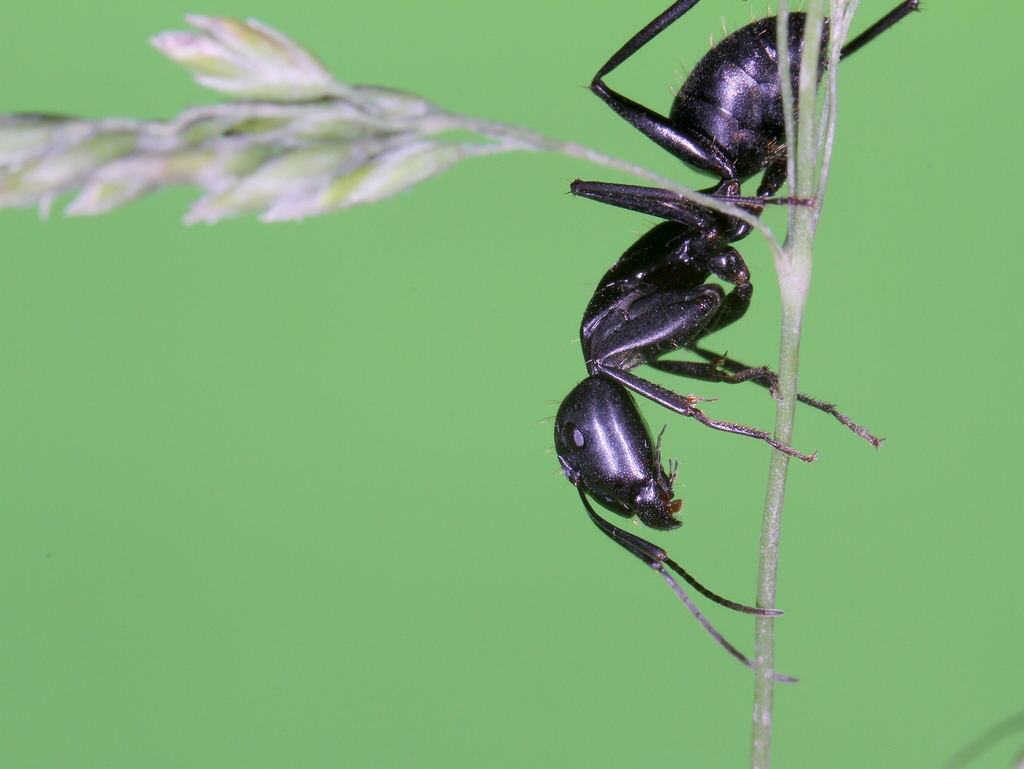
<box><xmin>653</xmin><ymin>563</ymin><xmax>797</xmax><ymax>683</ymax></box>
<box><xmin>579</xmin><ymin>490</ymin><xmax>796</xmax><ymax>682</ymax></box>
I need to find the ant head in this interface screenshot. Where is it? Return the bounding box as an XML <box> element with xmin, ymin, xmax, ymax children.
<box><xmin>555</xmin><ymin>376</ymin><xmax>682</xmax><ymax>531</ymax></box>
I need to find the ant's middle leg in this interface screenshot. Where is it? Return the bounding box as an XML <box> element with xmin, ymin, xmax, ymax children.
<box><xmin>570</xmin><ymin>180</ymin><xmax>725</xmax><ymax>227</ymax></box>
<box><xmin>571</xmin><ymin>180</ymin><xmax>808</xmax><ymax>224</ymax></box>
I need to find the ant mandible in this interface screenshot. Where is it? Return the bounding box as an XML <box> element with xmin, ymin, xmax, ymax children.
<box><xmin>555</xmin><ymin>2</ymin><xmax>919</xmax><ymax>675</ymax></box>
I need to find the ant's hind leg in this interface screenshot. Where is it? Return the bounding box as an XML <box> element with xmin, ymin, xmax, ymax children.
<box><xmin>841</xmin><ymin>1</ymin><xmax>921</xmax><ymax>59</ymax></box>
<box><xmin>590</xmin><ymin>0</ymin><xmax>734</xmax><ymax>178</ymax></box>
<box><xmin>594</xmin><ymin>0</ymin><xmax>704</xmax><ymax>80</ymax></box>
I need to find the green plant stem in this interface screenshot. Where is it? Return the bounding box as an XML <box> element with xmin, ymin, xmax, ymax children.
<box><xmin>750</xmin><ymin>0</ymin><xmax>834</xmax><ymax>766</ymax></box>
<box><xmin>452</xmin><ymin>113</ymin><xmax>786</xmax><ymax>259</ymax></box>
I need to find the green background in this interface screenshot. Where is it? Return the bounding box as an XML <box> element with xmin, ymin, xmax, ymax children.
<box><xmin>3</xmin><ymin>1</ymin><xmax>1021</xmax><ymax>767</ymax></box>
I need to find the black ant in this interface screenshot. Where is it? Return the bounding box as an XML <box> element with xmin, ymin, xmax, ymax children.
<box><xmin>556</xmin><ymin>197</ymin><xmax>825</xmax><ymax>680</ymax></box>
<box><xmin>554</xmin><ymin>2</ymin><xmax>919</xmax><ymax>675</ymax></box>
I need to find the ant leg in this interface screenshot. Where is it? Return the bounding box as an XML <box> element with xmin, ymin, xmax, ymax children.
<box><xmin>677</xmin><ymin>346</ymin><xmax>884</xmax><ymax>448</ymax></box>
<box><xmin>841</xmin><ymin>1</ymin><xmax>920</xmax><ymax>59</ymax></box>
<box><xmin>649</xmin><ymin>358</ymin><xmax>777</xmax><ymax>393</ymax></box>
<box><xmin>712</xmin><ymin>194</ymin><xmax>814</xmax><ymax>207</ymax></box>
<box><xmin>587</xmin><ymin>285</ymin><xmax>726</xmax><ymax>375</ymax></box>
<box><xmin>590</xmin><ymin>0</ymin><xmax>736</xmax><ymax>178</ymax></box>
<box><xmin>571</xmin><ymin>180</ymin><xmax>723</xmax><ymax>226</ymax></box>
<box><xmin>595</xmin><ymin>0</ymin><xmax>703</xmax><ymax>80</ymax></box>
<box><xmin>579</xmin><ymin>490</ymin><xmax>777</xmax><ymax>615</ymax></box>
<box><xmin>579</xmin><ymin>490</ymin><xmax>797</xmax><ymax>682</ymax></box>
<box><xmin>571</xmin><ymin>181</ymin><xmax>809</xmax><ymax>230</ymax></box>
<box><xmin>757</xmin><ymin>160</ymin><xmax>789</xmax><ymax>200</ymax></box>
<box><xmin>597</xmin><ymin>365</ymin><xmax>817</xmax><ymax>462</ymax></box>
<box><xmin>750</xmin><ymin>3</ymin><xmax>920</xmax><ymax>197</ymax></box>
<box><xmin>695</xmin><ymin>272</ymin><xmax>750</xmax><ymax>337</ymax></box>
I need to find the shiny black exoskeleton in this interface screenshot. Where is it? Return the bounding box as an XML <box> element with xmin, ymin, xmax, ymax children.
<box><xmin>555</xmin><ymin>202</ymin><xmax>808</xmax><ymax>679</ymax></box>
<box><xmin>553</xmin><ymin>2</ymin><xmax>919</xmax><ymax>675</ymax></box>
<box><xmin>590</xmin><ymin>0</ymin><xmax>921</xmax><ymax>201</ymax></box>
<box><xmin>554</xmin><ymin>196</ymin><xmax>886</xmax><ymax>677</ymax></box>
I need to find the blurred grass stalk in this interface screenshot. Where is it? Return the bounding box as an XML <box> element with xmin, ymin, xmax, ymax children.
<box><xmin>0</xmin><ymin>14</ymin><xmax>767</xmax><ymax>227</ymax></box>
<box><xmin>751</xmin><ymin>2</ymin><xmax>861</xmax><ymax>767</ymax></box>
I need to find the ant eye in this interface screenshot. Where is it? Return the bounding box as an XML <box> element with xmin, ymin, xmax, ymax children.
<box><xmin>566</xmin><ymin>423</ymin><xmax>585</xmax><ymax>448</ymax></box>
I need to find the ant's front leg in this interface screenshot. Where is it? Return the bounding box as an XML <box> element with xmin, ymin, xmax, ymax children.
<box><xmin>597</xmin><ymin>365</ymin><xmax>817</xmax><ymax>462</ymax></box>
<box><xmin>677</xmin><ymin>346</ymin><xmax>884</xmax><ymax>448</ymax></box>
